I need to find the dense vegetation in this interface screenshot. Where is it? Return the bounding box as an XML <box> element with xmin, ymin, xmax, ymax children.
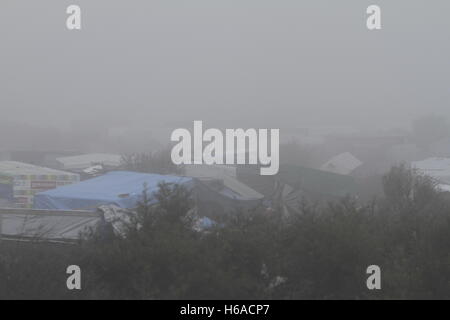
<box><xmin>0</xmin><ymin>165</ymin><xmax>449</xmax><ymax>300</ymax></box>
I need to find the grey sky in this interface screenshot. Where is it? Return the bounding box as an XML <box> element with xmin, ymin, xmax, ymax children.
<box><xmin>1</xmin><ymin>0</ymin><xmax>449</xmax><ymax>134</ymax></box>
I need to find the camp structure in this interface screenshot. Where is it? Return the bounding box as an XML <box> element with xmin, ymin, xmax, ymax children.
<box><xmin>34</xmin><ymin>170</ymin><xmax>264</xmax><ymax>222</ymax></box>
<box><xmin>320</xmin><ymin>152</ymin><xmax>362</xmax><ymax>176</ymax></box>
<box><xmin>192</xmin><ymin>178</ymin><xmax>264</xmax><ymax>219</ymax></box>
<box><xmin>34</xmin><ymin>171</ymin><xmax>193</xmax><ymax>211</ymax></box>
<box><xmin>412</xmin><ymin>157</ymin><xmax>450</xmax><ymax>182</ymax></box>
<box><xmin>237</xmin><ymin>164</ymin><xmax>358</xmax><ymax>215</ymax></box>
<box><xmin>184</xmin><ymin>164</ymin><xmax>265</xmax><ymax>219</ymax></box>
<box><xmin>185</xmin><ymin>164</ymin><xmax>264</xmax><ymax>201</ymax></box>
<box><xmin>238</xmin><ymin>164</ymin><xmax>358</xmax><ymax>199</ymax></box>
<box><xmin>55</xmin><ymin>153</ymin><xmax>122</xmax><ymax>172</ymax></box>
<box><xmin>0</xmin><ymin>208</ymin><xmax>99</xmax><ymax>243</ymax></box>
<box><xmin>411</xmin><ymin>157</ymin><xmax>450</xmax><ymax>191</ymax></box>
<box><xmin>277</xmin><ymin>165</ymin><xmax>358</xmax><ymax>200</ymax></box>
<box><xmin>0</xmin><ymin>161</ymin><xmax>80</xmax><ymax>208</ymax></box>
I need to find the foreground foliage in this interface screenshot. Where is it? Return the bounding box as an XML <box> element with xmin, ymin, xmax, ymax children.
<box><xmin>1</xmin><ymin>165</ymin><xmax>449</xmax><ymax>299</ymax></box>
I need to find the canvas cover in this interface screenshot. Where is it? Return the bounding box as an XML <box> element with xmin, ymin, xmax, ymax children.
<box><xmin>56</xmin><ymin>153</ymin><xmax>122</xmax><ymax>170</ymax></box>
<box><xmin>320</xmin><ymin>152</ymin><xmax>362</xmax><ymax>175</ymax></box>
<box><xmin>412</xmin><ymin>157</ymin><xmax>450</xmax><ymax>183</ymax></box>
<box><xmin>0</xmin><ymin>208</ymin><xmax>100</xmax><ymax>242</ymax></box>
<box><xmin>237</xmin><ymin>164</ymin><xmax>357</xmax><ymax>199</ymax></box>
<box><xmin>277</xmin><ymin>165</ymin><xmax>358</xmax><ymax>198</ymax></box>
<box><xmin>192</xmin><ymin>179</ymin><xmax>263</xmax><ymax>219</ymax></box>
<box><xmin>185</xmin><ymin>164</ymin><xmax>264</xmax><ymax>200</ymax></box>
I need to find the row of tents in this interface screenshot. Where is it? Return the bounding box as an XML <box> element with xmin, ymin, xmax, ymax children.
<box><xmin>0</xmin><ymin>166</ymin><xmax>267</xmax><ymax>242</ymax></box>
<box><xmin>0</xmin><ymin>155</ymin><xmax>364</xmax><ymax>242</ymax></box>
<box><xmin>0</xmin><ymin>153</ymin><xmax>362</xmax><ymax>211</ymax></box>
<box><xmin>2</xmin><ymin>154</ymin><xmax>448</xmax><ymax>210</ymax></box>
<box><xmin>0</xmin><ymin>149</ymin><xmax>399</xmax><ymax>243</ymax></box>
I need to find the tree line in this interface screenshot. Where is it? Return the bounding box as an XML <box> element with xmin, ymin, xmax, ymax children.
<box><xmin>0</xmin><ymin>164</ymin><xmax>449</xmax><ymax>299</ymax></box>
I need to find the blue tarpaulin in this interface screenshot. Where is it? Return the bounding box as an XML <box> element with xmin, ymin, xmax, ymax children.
<box><xmin>33</xmin><ymin>171</ymin><xmax>193</xmax><ymax>210</ymax></box>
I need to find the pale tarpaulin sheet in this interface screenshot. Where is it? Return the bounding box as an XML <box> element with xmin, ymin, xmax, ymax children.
<box><xmin>56</xmin><ymin>153</ymin><xmax>122</xmax><ymax>170</ymax></box>
<box><xmin>320</xmin><ymin>152</ymin><xmax>362</xmax><ymax>176</ymax></box>
<box><xmin>0</xmin><ymin>208</ymin><xmax>100</xmax><ymax>242</ymax></box>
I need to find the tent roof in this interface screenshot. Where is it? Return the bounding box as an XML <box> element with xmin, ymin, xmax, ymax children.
<box><xmin>0</xmin><ymin>161</ymin><xmax>78</xmax><ymax>177</ymax></box>
<box><xmin>185</xmin><ymin>164</ymin><xmax>263</xmax><ymax>200</ymax></box>
<box><xmin>412</xmin><ymin>157</ymin><xmax>450</xmax><ymax>174</ymax></box>
<box><xmin>277</xmin><ymin>165</ymin><xmax>358</xmax><ymax>197</ymax></box>
<box><xmin>34</xmin><ymin>171</ymin><xmax>193</xmax><ymax>210</ymax></box>
<box><xmin>412</xmin><ymin>157</ymin><xmax>450</xmax><ymax>184</ymax></box>
<box><xmin>320</xmin><ymin>152</ymin><xmax>362</xmax><ymax>175</ymax></box>
<box><xmin>0</xmin><ymin>208</ymin><xmax>99</xmax><ymax>242</ymax></box>
<box><xmin>56</xmin><ymin>153</ymin><xmax>122</xmax><ymax>170</ymax></box>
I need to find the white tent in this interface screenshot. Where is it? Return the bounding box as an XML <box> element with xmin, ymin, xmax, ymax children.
<box><xmin>0</xmin><ymin>208</ymin><xmax>99</xmax><ymax>242</ymax></box>
<box><xmin>320</xmin><ymin>152</ymin><xmax>362</xmax><ymax>175</ymax></box>
<box><xmin>412</xmin><ymin>157</ymin><xmax>450</xmax><ymax>185</ymax></box>
<box><xmin>56</xmin><ymin>153</ymin><xmax>122</xmax><ymax>170</ymax></box>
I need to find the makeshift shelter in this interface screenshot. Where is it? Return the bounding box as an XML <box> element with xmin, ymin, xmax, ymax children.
<box><xmin>0</xmin><ymin>161</ymin><xmax>79</xmax><ymax>208</ymax></box>
<box><xmin>236</xmin><ymin>164</ymin><xmax>358</xmax><ymax>216</ymax></box>
<box><xmin>239</xmin><ymin>164</ymin><xmax>357</xmax><ymax>199</ymax></box>
<box><xmin>192</xmin><ymin>178</ymin><xmax>264</xmax><ymax>219</ymax></box>
<box><xmin>34</xmin><ymin>170</ymin><xmax>265</xmax><ymax>224</ymax></box>
<box><xmin>271</xmin><ymin>181</ymin><xmax>305</xmax><ymax>217</ymax></box>
<box><xmin>34</xmin><ymin>171</ymin><xmax>193</xmax><ymax>210</ymax></box>
<box><xmin>277</xmin><ymin>165</ymin><xmax>358</xmax><ymax>199</ymax></box>
<box><xmin>0</xmin><ymin>208</ymin><xmax>99</xmax><ymax>242</ymax></box>
<box><xmin>411</xmin><ymin>157</ymin><xmax>450</xmax><ymax>190</ymax></box>
<box><xmin>320</xmin><ymin>152</ymin><xmax>362</xmax><ymax>175</ymax></box>
<box><xmin>185</xmin><ymin>164</ymin><xmax>264</xmax><ymax>201</ymax></box>
<box><xmin>55</xmin><ymin>153</ymin><xmax>122</xmax><ymax>171</ymax></box>
<box><xmin>236</xmin><ymin>166</ymin><xmax>277</xmax><ymax>197</ymax></box>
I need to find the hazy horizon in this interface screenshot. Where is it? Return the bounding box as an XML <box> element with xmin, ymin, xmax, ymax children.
<box><xmin>1</xmin><ymin>1</ymin><xmax>449</xmax><ymax>139</ymax></box>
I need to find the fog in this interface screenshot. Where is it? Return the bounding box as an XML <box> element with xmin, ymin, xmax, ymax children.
<box><xmin>2</xmin><ymin>1</ymin><xmax>450</xmax><ymax>300</ymax></box>
<box><xmin>1</xmin><ymin>0</ymin><xmax>449</xmax><ymax>151</ymax></box>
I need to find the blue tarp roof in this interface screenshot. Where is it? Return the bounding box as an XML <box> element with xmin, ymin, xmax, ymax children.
<box><xmin>33</xmin><ymin>171</ymin><xmax>193</xmax><ymax>210</ymax></box>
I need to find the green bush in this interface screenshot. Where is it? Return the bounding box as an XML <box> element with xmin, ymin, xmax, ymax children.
<box><xmin>1</xmin><ymin>165</ymin><xmax>450</xmax><ymax>299</ymax></box>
